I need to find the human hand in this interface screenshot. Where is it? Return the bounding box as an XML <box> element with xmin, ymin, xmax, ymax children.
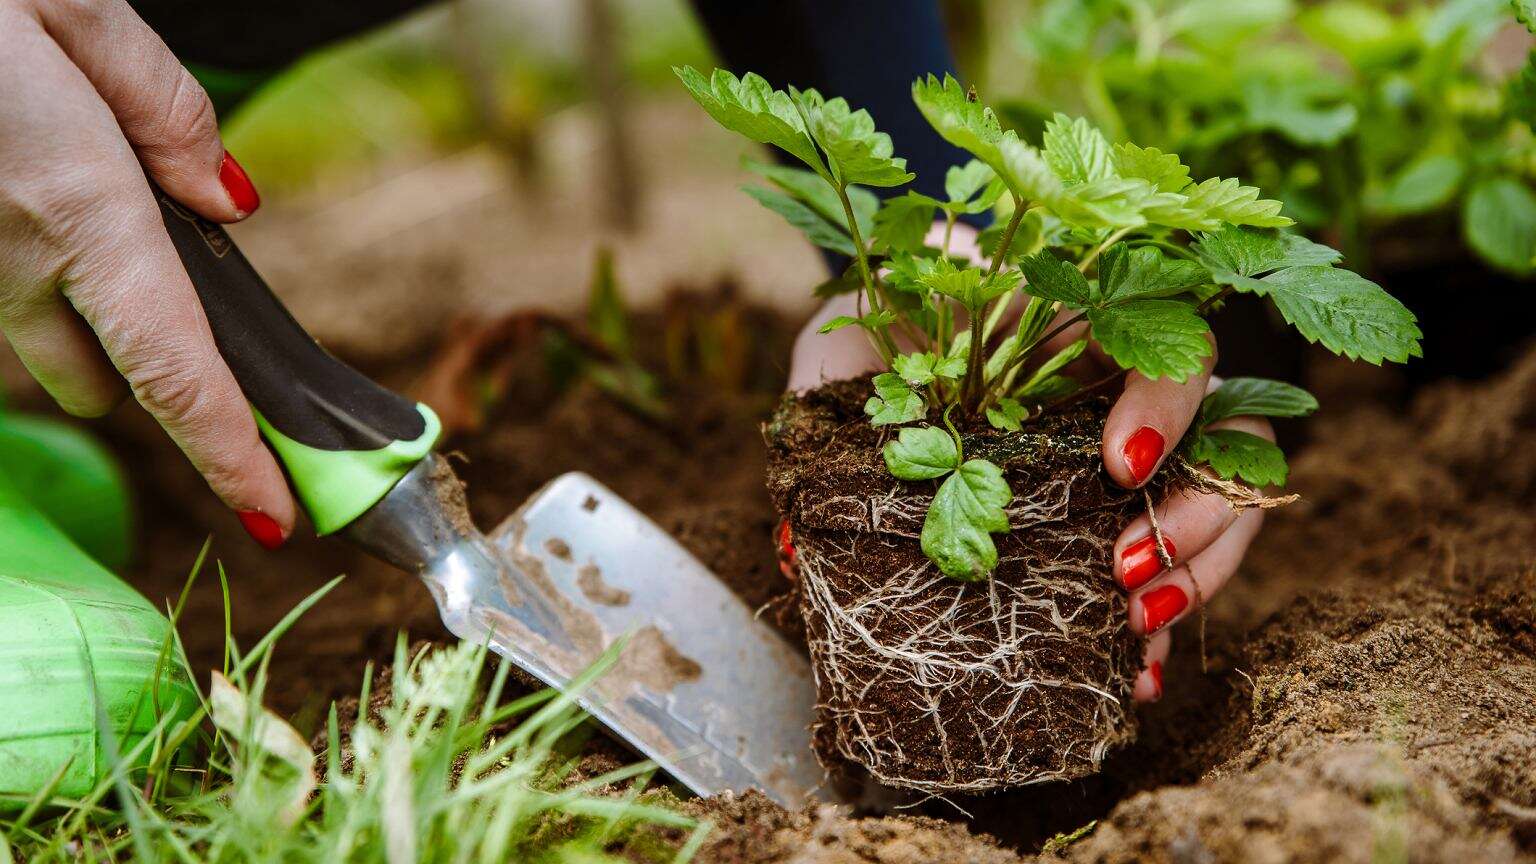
<box><xmin>785</xmin><ymin>222</ymin><xmax>1269</xmax><ymax>702</ymax></box>
<box><xmin>0</xmin><ymin>0</ymin><xmax>294</xmax><ymax>547</ymax></box>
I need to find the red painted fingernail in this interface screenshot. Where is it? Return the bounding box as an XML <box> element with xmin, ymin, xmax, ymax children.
<box><xmin>1141</xmin><ymin>584</ymin><xmax>1188</xmax><ymax>633</ymax></box>
<box><xmin>1149</xmin><ymin>661</ymin><xmax>1164</xmax><ymax>700</ymax></box>
<box><xmin>777</xmin><ymin>520</ymin><xmax>797</xmax><ymax>581</ymax></box>
<box><xmin>237</xmin><ymin>510</ymin><xmax>286</xmax><ymax>550</ymax></box>
<box><xmin>219</xmin><ymin>150</ymin><xmax>261</xmax><ymax>216</ymax></box>
<box><xmin>1122</xmin><ymin>426</ymin><xmax>1165</xmax><ymax>485</ymax></box>
<box><xmin>1120</xmin><ymin>534</ymin><xmax>1177</xmax><ymax>590</ymax></box>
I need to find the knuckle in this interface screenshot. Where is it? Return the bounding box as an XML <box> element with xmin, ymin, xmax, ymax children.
<box><xmin>149</xmin><ymin>70</ymin><xmax>218</xmax><ymax>155</ymax></box>
<box><xmin>121</xmin><ymin>346</ymin><xmax>219</xmax><ymax>431</ymax></box>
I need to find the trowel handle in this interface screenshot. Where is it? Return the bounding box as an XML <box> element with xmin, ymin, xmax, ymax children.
<box><xmin>153</xmin><ymin>184</ymin><xmax>440</xmax><ymax>535</ymax></box>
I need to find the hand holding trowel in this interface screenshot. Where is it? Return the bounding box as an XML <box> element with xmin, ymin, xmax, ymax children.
<box><xmin>152</xmin><ymin>188</ymin><xmax>825</xmax><ymax>807</ymax></box>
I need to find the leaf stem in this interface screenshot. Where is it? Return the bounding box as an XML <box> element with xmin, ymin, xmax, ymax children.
<box><xmin>962</xmin><ymin>198</ymin><xmax>1028</xmax><ymax>412</ymax></box>
<box><xmin>983</xmin><ymin>308</ymin><xmax>1086</xmax><ymax>405</ymax></box>
<box><xmin>1078</xmin><ymin>226</ymin><xmax>1133</xmax><ymax>273</ymax></box>
<box><xmin>836</xmin><ymin>183</ymin><xmax>897</xmax><ymax>363</ymax></box>
<box><xmin>989</xmin><ymin>198</ymin><xmax>1027</xmax><ymax>275</ymax></box>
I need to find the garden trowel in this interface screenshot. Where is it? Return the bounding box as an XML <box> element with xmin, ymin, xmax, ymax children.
<box><xmin>153</xmin><ymin>188</ymin><xmax>825</xmax><ymax>807</ymax></box>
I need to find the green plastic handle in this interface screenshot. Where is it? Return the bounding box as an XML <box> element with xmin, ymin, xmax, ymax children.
<box><xmin>152</xmin><ymin>185</ymin><xmax>440</xmax><ymax>534</ymax></box>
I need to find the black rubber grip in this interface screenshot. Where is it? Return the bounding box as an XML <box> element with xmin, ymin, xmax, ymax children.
<box><xmin>154</xmin><ymin>187</ymin><xmax>425</xmax><ymax>452</ymax></box>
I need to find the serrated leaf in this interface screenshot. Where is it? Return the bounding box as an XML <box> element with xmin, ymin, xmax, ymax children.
<box><xmin>913</xmin><ymin>75</ymin><xmax>1057</xmax><ymax>203</ymax></box>
<box><xmin>986</xmin><ymin>398</ymin><xmax>1030</xmax><ymax>431</ymax></box>
<box><xmin>883</xmin><ymin>426</ymin><xmax>960</xmax><ymax>479</ymax></box>
<box><xmin>1087</xmin><ymin>300</ymin><xmax>1213</xmax><ymax>382</ymax></box>
<box><xmin>1190</xmin><ymin>429</ymin><xmax>1290</xmax><ymax>487</ymax></box>
<box><xmin>1517</xmin><ymin>0</ymin><xmax>1536</xmax><ymax>33</ymax></box>
<box><xmin>792</xmin><ymin>87</ymin><xmax>915</xmax><ymax>187</ymax></box>
<box><xmin>1200</xmin><ymin>378</ymin><xmax>1319</xmax><ymax>426</ymax></box>
<box><xmin>1099</xmin><ymin>245</ymin><xmax>1210</xmax><ymax>302</ymax></box>
<box><xmin>874</xmin><ymin>192</ymin><xmax>941</xmax><ymax>253</ymax></box>
<box><xmin>1365</xmin><ymin>155</ymin><xmax>1465</xmax><ymax>217</ymax></box>
<box><xmin>1194</xmin><ymin>225</ymin><xmax>1343</xmax><ymax>279</ymax></box>
<box><xmin>1463</xmin><ymin>176</ymin><xmax>1536</xmax><ymax>275</ymax></box>
<box><xmin>893</xmin><ymin>351</ymin><xmax>965</xmax><ymax>386</ymax></box>
<box><xmin>922</xmin><ymin>459</ymin><xmax>1012</xmax><ymax>581</ymax></box>
<box><xmin>742</xmin><ymin>185</ymin><xmax>857</xmax><ymax>256</ymax></box>
<box><xmin>1113</xmin><ymin>143</ymin><xmax>1192</xmax><ymax>193</ymax></box>
<box><xmin>1042</xmin><ymin>114</ymin><xmax>1116</xmax><ymax>185</ymax></box>
<box><xmin>677</xmin><ymin>66</ymin><xmax>827</xmax><ymax>178</ymax></box>
<box><xmin>1248</xmin><ymin>267</ymin><xmax>1423</xmax><ymax>363</ymax></box>
<box><xmin>917</xmin><ymin>258</ymin><xmax>1022</xmax><ymax>311</ymax></box>
<box><xmin>1164</xmin><ymin>177</ymin><xmax>1293</xmax><ymax>229</ymax></box>
<box><xmin>818</xmin><ymin>309</ymin><xmax>897</xmax><ymax>334</ymax></box>
<box><xmin>1019</xmin><ymin>251</ymin><xmax>1092</xmax><ymax>306</ymax></box>
<box><xmin>865</xmin><ymin>372</ymin><xmax>927</xmax><ymax>426</ymax></box>
<box><xmin>1049</xmin><ymin>177</ymin><xmax>1156</xmax><ymax>229</ymax></box>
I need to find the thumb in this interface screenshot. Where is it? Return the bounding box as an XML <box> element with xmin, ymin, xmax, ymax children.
<box><xmin>31</xmin><ymin>0</ymin><xmax>258</xmax><ymax>221</ymax></box>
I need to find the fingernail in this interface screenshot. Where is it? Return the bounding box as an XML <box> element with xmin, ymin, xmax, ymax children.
<box><xmin>237</xmin><ymin>510</ymin><xmax>286</xmax><ymax>550</ymax></box>
<box><xmin>1141</xmin><ymin>584</ymin><xmax>1188</xmax><ymax>633</ymax></box>
<box><xmin>1149</xmin><ymin>661</ymin><xmax>1164</xmax><ymax>700</ymax></box>
<box><xmin>1120</xmin><ymin>534</ymin><xmax>1177</xmax><ymax>590</ymax></box>
<box><xmin>219</xmin><ymin>150</ymin><xmax>261</xmax><ymax>216</ymax></box>
<box><xmin>1122</xmin><ymin>426</ymin><xmax>1165</xmax><ymax>485</ymax></box>
<box><xmin>777</xmin><ymin>520</ymin><xmax>798</xmax><ymax>581</ymax></box>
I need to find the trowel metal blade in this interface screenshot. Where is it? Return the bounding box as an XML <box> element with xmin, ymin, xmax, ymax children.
<box><xmin>443</xmin><ymin>472</ymin><xmax>825</xmax><ymax>806</ymax></box>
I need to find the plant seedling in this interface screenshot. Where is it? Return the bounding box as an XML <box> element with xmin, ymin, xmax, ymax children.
<box><xmin>679</xmin><ymin>67</ymin><xmax>1422</xmax><ymax>580</ymax></box>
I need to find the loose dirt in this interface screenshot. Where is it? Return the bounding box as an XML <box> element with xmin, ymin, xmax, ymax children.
<box><xmin>12</xmin><ymin>290</ymin><xmax>1531</xmax><ymax>861</ymax></box>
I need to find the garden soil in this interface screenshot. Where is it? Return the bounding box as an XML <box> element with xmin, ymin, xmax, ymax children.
<box><xmin>16</xmin><ymin>293</ymin><xmax>1531</xmax><ymax>861</ymax></box>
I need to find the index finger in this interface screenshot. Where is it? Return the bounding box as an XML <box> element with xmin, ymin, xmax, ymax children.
<box><xmin>1101</xmin><ymin>332</ymin><xmax>1217</xmax><ymax>488</ymax></box>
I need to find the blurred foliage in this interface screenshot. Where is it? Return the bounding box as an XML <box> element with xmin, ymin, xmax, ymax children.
<box><xmin>986</xmin><ymin>0</ymin><xmax>1536</xmax><ymax>274</ymax></box>
<box><xmin>221</xmin><ymin>0</ymin><xmax>711</xmax><ymax>196</ymax></box>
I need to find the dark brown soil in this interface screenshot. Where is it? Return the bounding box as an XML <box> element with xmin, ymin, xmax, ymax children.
<box><xmin>766</xmin><ymin>383</ymin><xmax>1172</xmax><ymax>792</ymax></box>
<box><xmin>11</xmin><ymin>290</ymin><xmax>1531</xmax><ymax>862</ymax></box>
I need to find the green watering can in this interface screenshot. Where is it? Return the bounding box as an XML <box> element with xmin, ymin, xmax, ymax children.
<box><xmin>0</xmin><ymin>410</ymin><xmax>198</xmax><ymax>804</ymax></box>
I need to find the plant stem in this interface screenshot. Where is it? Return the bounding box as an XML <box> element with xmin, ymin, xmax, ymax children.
<box><xmin>963</xmin><ymin>199</ymin><xmax>1028</xmax><ymax>412</ymax></box>
<box><xmin>984</xmin><ymin>308</ymin><xmax>1086</xmax><ymax>401</ymax></box>
<box><xmin>836</xmin><ymin>183</ymin><xmax>897</xmax><ymax>363</ymax></box>
<box><xmin>989</xmin><ymin>199</ymin><xmax>1027</xmax><ymax>275</ymax></box>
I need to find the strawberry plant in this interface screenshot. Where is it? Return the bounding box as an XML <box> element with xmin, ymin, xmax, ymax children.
<box><xmin>678</xmin><ymin>66</ymin><xmax>1421</xmax><ymax>581</ymax></box>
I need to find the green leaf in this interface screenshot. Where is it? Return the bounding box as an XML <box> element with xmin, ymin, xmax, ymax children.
<box><xmin>792</xmin><ymin>87</ymin><xmax>915</xmax><ymax>187</ymax></box>
<box><xmin>812</xmin><ymin>264</ymin><xmax>864</xmax><ymax>298</ymax></box>
<box><xmin>874</xmin><ymin>192</ymin><xmax>941</xmax><ymax>253</ymax></box>
<box><xmin>1189</xmin><ymin>429</ymin><xmax>1290</xmax><ymax>487</ymax></box>
<box><xmin>1087</xmin><ymin>300</ymin><xmax>1213</xmax><ymax>382</ymax></box>
<box><xmin>1517</xmin><ymin>0</ymin><xmax>1536</xmax><ymax>33</ymax></box>
<box><xmin>1200</xmin><ymin>378</ymin><xmax>1319</xmax><ymax>426</ymax></box>
<box><xmin>586</xmin><ymin>246</ymin><xmax>629</xmax><ymax>356</ymax></box>
<box><xmin>745</xmin><ymin>160</ymin><xmax>876</xmax><ymax>237</ymax></box>
<box><xmin>1463</xmin><ymin>176</ymin><xmax>1536</xmax><ymax>275</ymax></box>
<box><xmin>986</xmin><ymin>398</ymin><xmax>1030</xmax><ymax>431</ymax></box>
<box><xmin>912</xmin><ymin>75</ymin><xmax>1058</xmax><ymax>203</ymax></box>
<box><xmin>883</xmin><ymin>426</ymin><xmax>960</xmax><ymax>479</ymax></box>
<box><xmin>1164</xmin><ymin>177</ymin><xmax>1293</xmax><ymax>229</ymax></box>
<box><xmin>1098</xmin><ymin>245</ymin><xmax>1210</xmax><ymax>302</ymax></box>
<box><xmin>944</xmin><ymin>160</ymin><xmax>1006</xmax><ymax>212</ymax></box>
<box><xmin>1015</xmin><ymin>373</ymin><xmax>1080</xmax><ymax>403</ymax></box>
<box><xmin>917</xmin><ymin>258</ymin><xmax>1022</xmax><ymax>311</ymax></box>
<box><xmin>818</xmin><ymin>310</ymin><xmax>897</xmax><ymax>334</ymax></box>
<box><xmin>1049</xmin><ymin>177</ymin><xmax>1156</xmax><ymax>229</ymax></box>
<box><xmin>1016</xmin><ymin>339</ymin><xmax>1087</xmax><ymax>396</ymax></box>
<box><xmin>921</xmin><ymin>459</ymin><xmax>1012</xmax><ymax>581</ymax></box>
<box><xmin>1042</xmin><ymin>114</ymin><xmax>1116</xmax><ymax>185</ymax></box>
<box><xmin>742</xmin><ymin>185</ymin><xmax>857</xmax><ymax>256</ymax></box>
<box><xmin>1018</xmin><ymin>251</ymin><xmax>1092</xmax><ymax>306</ymax></box>
<box><xmin>1247</xmin><ymin>267</ymin><xmax>1423</xmax><ymax>364</ymax></box>
<box><xmin>865</xmin><ymin>372</ymin><xmax>927</xmax><ymax>426</ymax></box>
<box><xmin>1508</xmin><ymin>52</ymin><xmax>1536</xmax><ymax>126</ymax></box>
<box><xmin>1113</xmin><ymin>143</ymin><xmax>1192</xmax><ymax>194</ymax></box>
<box><xmin>1241</xmin><ymin>78</ymin><xmax>1358</xmax><ymax>147</ymax></box>
<box><xmin>676</xmin><ymin>66</ymin><xmax>827</xmax><ymax>178</ymax></box>
<box><xmin>1194</xmin><ymin>225</ymin><xmax>1343</xmax><ymax>283</ymax></box>
<box><xmin>893</xmin><ymin>351</ymin><xmax>965</xmax><ymax>386</ymax></box>
<box><xmin>1365</xmin><ymin>155</ymin><xmax>1465</xmax><ymax>217</ymax></box>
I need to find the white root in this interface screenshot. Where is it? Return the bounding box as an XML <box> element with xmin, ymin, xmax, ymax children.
<box><xmin>794</xmin><ymin>465</ymin><xmax>1141</xmax><ymax>793</ymax></box>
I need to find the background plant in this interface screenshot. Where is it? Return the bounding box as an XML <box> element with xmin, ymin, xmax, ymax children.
<box><xmin>678</xmin><ymin>65</ymin><xmax>1421</xmax><ymax>580</ymax></box>
<box><xmin>994</xmin><ymin>0</ymin><xmax>1536</xmax><ymax>275</ymax></box>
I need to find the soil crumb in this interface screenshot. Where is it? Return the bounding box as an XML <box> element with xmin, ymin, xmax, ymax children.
<box><xmin>577</xmin><ymin>563</ymin><xmax>632</xmax><ymax>606</ymax></box>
